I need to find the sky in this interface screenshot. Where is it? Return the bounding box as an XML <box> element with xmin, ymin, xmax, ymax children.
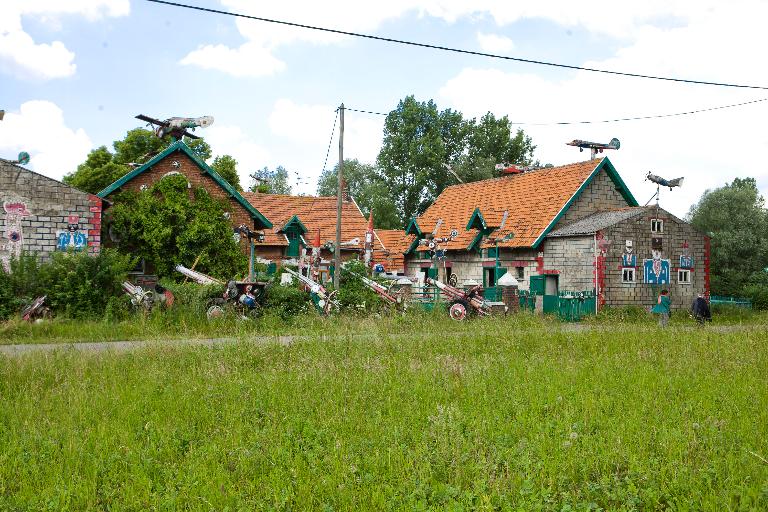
<box><xmin>2</xmin><ymin>0</ymin><xmax>768</xmax><ymax>219</ymax></box>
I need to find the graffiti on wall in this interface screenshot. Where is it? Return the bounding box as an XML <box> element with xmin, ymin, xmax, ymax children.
<box><xmin>1</xmin><ymin>199</ymin><xmax>31</xmax><ymax>272</ymax></box>
<box><xmin>56</xmin><ymin>215</ymin><xmax>87</xmax><ymax>251</ymax></box>
<box><xmin>679</xmin><ymin>241</ymin><xmax>694</xmax><ymax>269</ymax></box>
<box><xmin>621</xmin><ymin>239</ymin><xmax>636</xmax><ymax>267</ymax></box>
<box><xmin>643</xmin><ymin>249</ymin><xmax>670</xmax><ymax>284</ymax></box>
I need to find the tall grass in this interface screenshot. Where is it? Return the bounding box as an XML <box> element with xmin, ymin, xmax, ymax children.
<box><xmin>0</xmin><ymin>326</ymin><xmax>766</xmax><ymax>510</ymax></box>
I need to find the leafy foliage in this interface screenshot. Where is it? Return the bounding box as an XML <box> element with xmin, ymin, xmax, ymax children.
<box><xmin>249</xmin><ymin>166</ymin><xmax>292</xmax><ymax>194</ymax></box>
<box><xmin>210</xmin><ymin>155</ymin><xmax>241</xmax><ymax>191</ymax></box>
<box><xmin>336</xmin><ymin>259</ymin><xmax>386</xmax><ymax>314</ymax></box>
<box><xmin>316</xmin><ymin>159</ymin><xmax>400</xmax><ymax>229</ymax></box>
<box><xmin>263</xmin><ymin>279</ymin><xmax>310</xmax><ymax>319</ymax></box>
<box><xmin>0</xmin><ymin>250</ymin><xmax>133</xmax><ymax>320</ymax></box>
<box><xmin>108</xmin><ymin>174</ymin><xmax>247</xmax><ymax>279</ymax></box>
<box><xmin>64</xmin><ymin>127</ymin><xmax>227</xmax><ymax>195</ymax></box>
<box><xmin>688</xmin><ymin>177</ymin><xmax>768</xmax><ymax>297</ymax></box>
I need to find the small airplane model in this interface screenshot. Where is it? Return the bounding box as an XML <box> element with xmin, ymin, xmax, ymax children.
<box><xmin>646</xmin><ymin>172</ymin><xmax>684</xmax><ymax>190</ymax></box>
<box><xmin>135</xmin><ymin>114</ymin><xmax>214</xmax><ymax>140</ymax></box>
<box><xmin>566</xmin><ymin>137</ymin><xmax>620</xmax><ymax>159</ymax></box>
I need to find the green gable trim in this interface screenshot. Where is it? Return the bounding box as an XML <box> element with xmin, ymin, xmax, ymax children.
<box><xmin>531</xmin><ymin>156</ymin><xmax>638</xmax><ymax>249</ymax></box>
<box><xmin>405</xmin><ymin>217</ymin><xmax>422</xmax><ymax>237</ymax></box>
<box><xmin>279</xmin><ymin>215</ymin><xmax>308</xmax><ymax>235</ymax></box>
<box><xmin>466</xmin><ymin>208</ymin><xmax>487</xmax><ymax>231</ymax></box>
<box><xmin>97</xmin><ymin>140</ymin><xmax>272</xmax><ymax>229</ymax></box>
<box><xmin>467</xmin><ymin>227</ymin><xmax>494</xmax><ymax>252</ymax></box>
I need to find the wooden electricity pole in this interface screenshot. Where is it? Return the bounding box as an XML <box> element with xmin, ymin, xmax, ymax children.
<box><xmin>334</xmin><ymin>103</ymin><xmax>345</xmax><ymax>288</ymax></box>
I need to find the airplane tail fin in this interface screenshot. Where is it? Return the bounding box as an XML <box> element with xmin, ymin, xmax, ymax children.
<box><xmin>670</xmin><ymin>177</ymin><xmax>684</xmax><ymax>187</ymax></box>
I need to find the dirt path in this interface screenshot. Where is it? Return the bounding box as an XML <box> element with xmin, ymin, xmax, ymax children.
<box><xmin>0</xmin><ymin>323</ymin><xmax>758</xmax><ymax>357</ymax></box>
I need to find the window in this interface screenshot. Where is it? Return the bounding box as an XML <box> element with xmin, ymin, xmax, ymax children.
<box><xmin>285</xmin><ymin>230</ymin><xmax>301</xmax><ymax>257</ymax></box>
<box><xmin>516</xmin><ymin>266</ymin><xmax>525</xmax><ymax>280</ymax></box>
<box><xmin>486</xmin><ymin>247</ymin><xmax>498</xmax><ymax>259</ymax></box>
<box><xmin>622</xmin><ymin>267</ymin><xmax>636</xmax><ymax>283</ymax></box>
<box><xmin>678</xmin><ymin>269</ymin><xmax>691</xmax><ymax>284</ymax></box>
<box><xmin>651</xmin><ymin>219</ymin><xmax>664</xmax><ymax>233</ymax></box>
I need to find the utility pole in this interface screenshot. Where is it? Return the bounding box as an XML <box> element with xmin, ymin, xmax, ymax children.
<box><xmin>334</xmin><ymin>103</ymin><xmax>344</xmax><ymax>288</ymax></box>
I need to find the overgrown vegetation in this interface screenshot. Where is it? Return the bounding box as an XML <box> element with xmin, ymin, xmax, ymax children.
<box><xmin>0</xmin><ymin>324</ymin><xmax>766</xmax><ymax>510</ymax></box>
<box><xmin>0</xmin><ymin>251</ymin><xmax>133</xmax><ymax>321</ymax></box>
<box><xmin>108</xmin><ymin>174</ymin><xmax>247</xmax><ymax>279</ymax></box>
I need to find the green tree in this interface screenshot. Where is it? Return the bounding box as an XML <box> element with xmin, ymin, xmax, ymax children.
<box><xmin>108</xmin><ymin>174</ymin><xmax>247</xmax><ymax>279</ymax></box>
<box><xmin>377</xmin><ymin>96</ymin><xmax>537</xmax><ymax>226</ymax></box>
<box><xmin>249</xmin><ymin>166</ymin><xmax>292</xmax><ymax>194</ymax></box>
<box><xmin>317</xmin><ymin>159</ymin><xmax>400</xmax><ymax>229</ymax></box>
<box><xmin>210</xmin><ymin>155</ymin><xmax>241</xmax><ymax>191</ymax></box>
<box><xmin>688</xmin><ymin>177</ymin><xmax>768</xmax><ymax>295</ymax></box>
<box><xmin>63</xmin><ymin>146</ymin><xmax>129</xmax><ymax>195</ymax></box>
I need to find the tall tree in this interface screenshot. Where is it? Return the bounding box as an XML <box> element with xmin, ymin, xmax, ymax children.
<box><xmin>688</xmin><ymin>177</ymin><xmax>768</xmax><ymax>294</ymax></box>
<box><xmin>65</xmin><ymin>128</ymin><xmax>228</xmax><ymax>195</ymax></box>
<box><xmin>210</xmin><ymin>155</ymin><xmax>241</xmax><ymax>191</ymax></box>
<box><xmin>317</xmin><ymin>159</ymin><xmax>400</xmax><ymax>229</ymax></box>
<box><xmin>377</xmin><ymin>96</ymin><xmax>537</xmax><ymax>227</ymax></box>
<box><xmin>249</xmin><ymin>166</ymin><xmax>292</xmax><ymax>194</ymax></box>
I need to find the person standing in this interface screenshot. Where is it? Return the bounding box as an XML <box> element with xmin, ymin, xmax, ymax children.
<box><xmin>690</xmin><ymin>293</ymin><xmax>712</xmax><ymax>325</ymax></box>
<box><xmin>652</xmin><ymin>289</ymin><xmax>671</xmax><ymax>327</ymax></box>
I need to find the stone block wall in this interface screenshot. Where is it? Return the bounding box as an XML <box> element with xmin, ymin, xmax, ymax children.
<box><xmin>1</xmin><ymin>161</ymin><xmax>101</xmax><ymax>269</ymax></box>
<box><xmin>541</xmin><ymin>236</ymin><xmax>595</xmax><ymax>291</ymax></box>
<box><xmin>559</xmin><ymin>167</ymin><xmax>629</xmax><ymax>225</ymax></box>
<box><xmin>601</xmin><ymin>208</ymin><xmax>707</xmax><ymax>310</ymax></box>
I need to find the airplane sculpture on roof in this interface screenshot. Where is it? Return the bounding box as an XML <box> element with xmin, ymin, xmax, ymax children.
<box><xmin>646</xmin><ymin>172</ymin><xmax>684</xmax><ymax>190</ymax></box>
<box><xmin>566</xmin><ymin>137</ymin><xmax>620</xmax><ymax>159</ymax></box>
<box><xmin>135</xmin><ymin>114</ymin><xmax>214</xmax><ymax>140</ymax></box>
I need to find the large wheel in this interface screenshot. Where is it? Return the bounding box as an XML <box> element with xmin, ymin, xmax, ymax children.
<box><xmin>206</xmin><ymin>304</ymin><xmax>225</xmax><ymax>320</ymax></box>
<box><xmin>448</xmin><ymin>299</ymin><xmax>471</xmax><ymax>321</ymax></box>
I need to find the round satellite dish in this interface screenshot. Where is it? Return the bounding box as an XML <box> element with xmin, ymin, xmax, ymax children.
<box><xmin>17</xmin><ymin>152</ymin><xmax>30</xmax><ymax>166</ymax></box>
<box><xmin>198</xmin><ymin>116</ymin><xmax>214</xmax><ymax>128</ymax></box>
<box><xmin>610</xmin><ymin>138</ymin><xmax>620</xmax><ymax>149</ymax></box>
<box><xmin>450</xmin><ymin>229</ymin><xmax>459</xmax><ymax>238</ymax></box>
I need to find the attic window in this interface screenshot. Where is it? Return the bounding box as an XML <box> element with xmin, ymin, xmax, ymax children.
<box><xmin>678</xmin><ymin>269</ymin><xmax>691</xmax><ymax>284</ymax></box>
<box><xmin>622</xmin><ymin>268</ymin><xmax>636</xmax><ymax>283</ymax></box>
<box><xmin>651</xmin><ymin>219</ymin><xmax>664</xmax><ymax>233</ymax></box>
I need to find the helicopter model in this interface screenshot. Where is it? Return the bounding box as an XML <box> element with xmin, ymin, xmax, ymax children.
<box><xmin>135</xmin><ymin>114</ymin><xmax>214</xmax><ymax>140</ymax></box>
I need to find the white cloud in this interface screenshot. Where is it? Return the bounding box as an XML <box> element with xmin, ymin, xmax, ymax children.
<box><xmin>0</xmin><ymin>101</ymin><xmax>92</xmax><ymax>180</ymax></box>
<box><xmin>204</xmin><ymin>125</ymin><xmax>272</xmax><ymax>186</ymax></box>
<box><xmin>437</xmin><ymin>2</ymin><xmax>768</xmax><ymax>218</ymax></box>
<box><xmin>179</xmin><ymin>0</ymin><xmax>728</xmax><ymax>76</ymax></box>
<box><xmin>0</xmin><ymin>0</ymin><xmax>129</xmax><ymax>80</ymax></box>
<box><xmin>180</xmin><ymin>42</ymin><xmax>285</xmax><ymax>77</ymax></box>
<box><xmin>476</xmin><ymin>32</ymin><xmax>514</xmax><ymax>54</ymax></box>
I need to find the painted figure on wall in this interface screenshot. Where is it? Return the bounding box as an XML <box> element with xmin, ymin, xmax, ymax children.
<box><xmin>644</xmin><ymin>249</ymin><xmax>670</xmax><ymax>284</ymax></box>
<box><xmin>622</xmin><ymin>239</ymin><xmax>636</xmax><ymax>267</ymax></box>
<box><xmin>679</xmin><ymin>241</ymin><xmax>694</xmax><ymax>269</ymax></box>
<box><xmin>56</xmin><ymin>215</ymin><xmax>87</xmax><ymax>251</ymax></box>
<box><xmin>1</xmin><ymin>199</ymin><xmax>31</xmax><ymax>272</ymax></box>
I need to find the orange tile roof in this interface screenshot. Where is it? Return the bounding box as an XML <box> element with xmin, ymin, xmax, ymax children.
<box><xmin>243</xmin><ymin>192</ymin><xmax>385</xmax><ymax>252</ymax></box>
<box><xmin>375</xmin><ymin>229</ymin><xmax>416</xmax><ymax>271</ymax></box>
<box><xmin>416</xmin><ymin>159</ymin><xmax>604</xmax><ymax>250</ymax></box>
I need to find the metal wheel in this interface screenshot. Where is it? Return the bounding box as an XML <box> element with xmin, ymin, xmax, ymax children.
<box><xmin>448</xmin><ymin>299</ymin><xmax>470</xmax><ymax>321</ymax></box>
<box><xmin>206</xmin><ymin>304</ymin><xmax>225</xmax><ymax>320</ymax></box>
<box><xmin>448</xmin><ymin>273</ymin><xmax>458</xmax><ymax>287</ymax></box>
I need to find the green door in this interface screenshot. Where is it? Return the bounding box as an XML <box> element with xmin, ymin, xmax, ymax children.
<box><xmin>529</xmin><ymin>275</ymin><xmax>545</xmax><ymax>296</ymax></box>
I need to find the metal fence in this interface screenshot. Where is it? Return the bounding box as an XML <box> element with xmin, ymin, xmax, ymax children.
<box><xmin>710</xmin><ymin>295</ymin><xmax>752</xmax><ymax>309</ymax></box>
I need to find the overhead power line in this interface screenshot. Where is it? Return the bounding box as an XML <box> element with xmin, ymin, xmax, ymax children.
<box><xmin>146</xmin><ymin>0</ymin><xmax>768</xmax><ymax>91</ymax></box>
<box><xmin>321</xmin><ymin>109</ymin><xmax>339</xmax><ymax>172</ymax></box>
<box><xmin>346</xmin><ymin>97</ymin><xmax>768</xmax><ymax>125</ymax></box>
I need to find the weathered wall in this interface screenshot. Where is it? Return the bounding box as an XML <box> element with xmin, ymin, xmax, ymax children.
<box><xmin>404</xmin><ymin>248</ymin><xmax>538</xmax><ymax>289</ymax></box>
<box><xmin>601</xmin><ymin>209</ymin><xmax>707</xmax><ymax>310</ymax></box>
<box><xmin>541</xmin><ymin>236</ymin><xmax>595</xmax><ymax>291</ymax></box>
<box><xmin>0</xmin><ymin>161</ymin><xmax>101</xmax><ymax>269</ymax></box>
<box><xmin>558</xmin><ymin>167</ymin><xmax>630</xmax><ymax>225</ymax></box>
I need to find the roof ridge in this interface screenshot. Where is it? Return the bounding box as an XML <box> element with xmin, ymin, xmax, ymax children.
<box><xmin>442</xmin><ymin>158</ymin><xmax>603</xmax><ymax>191</ymax></box>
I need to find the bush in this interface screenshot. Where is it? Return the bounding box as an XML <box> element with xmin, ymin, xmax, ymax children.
<box><xmin>263</xmin><ymin>283</ymin><xmax>310</xmax><ymax>320</ymax></box>
<box><xmin>336</xmin><ymin>260</ymin><xmax>386</xmax><ymax>314</ymax></box>
<box><xmin>39</xmin><ymin>250</ymin><xmax>135</xmax><ymax>319</ymax></box>
<box><xmin>0</xmin><ymin>253</ymin><xmax>47</xmax><ymax>320</ymax></box>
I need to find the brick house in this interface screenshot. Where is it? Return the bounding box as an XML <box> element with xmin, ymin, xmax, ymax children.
<box><xmin>97</xmin><ymin>140</ymin><xmax>272</xmax><ymax>273</ymax></box>
<box><xmin>242</xmin><ymin>192</ymin><xmax>387</xmax><ymax>282</ymax></box>
<box><xmin>1</xmin><ymin>158</ymin><xmax>102</xmax><ymax>271</ymax></box>
<box><xmin>401</xmin><ymin>157</ymin><xmax>708</xmax><ymax>311</ymax></box>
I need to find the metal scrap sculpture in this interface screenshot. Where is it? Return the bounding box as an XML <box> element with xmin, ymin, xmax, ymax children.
<box><xmin>135</xmin><ymin>114</ymin><xmax>214</xmax><ymax>140</ymax></box>
<box><xmin>175</xmin><ymin>264</ymin><xmax>266</xmax><ymax>319</ymax></box>
<box><xmin>122</xmin><ymin>282</ymin><xmax>175</xmax><ymax>311</ymax></box>
<box><xmin>282</xmin><ymin>267</ymin><xmax>338</xmax><ymax>315</ymax></box>
<box><xmin>344</xmin><ymin>268</ymin><xmax>406</xmax><ymax>309</ymax></box>
<box><xmin>426</xmin><ymin>277</ymin><xmax>507</xmax><ymax>321</ymax></box>
<box><xmin>20</xmin><ymin>295</ymin><xmax>50</xmax><ymax>321</ymax></box>
<box><xmin>363</xmin><ymin>210</ymin><xmax>374</xmax><ymax>268</ymax></box>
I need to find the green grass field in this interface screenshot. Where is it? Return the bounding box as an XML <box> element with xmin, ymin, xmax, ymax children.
<box><xmin>1</xmin><ymin>320</ymin><xmax>767</xmax><ymax>510</ymax></box>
